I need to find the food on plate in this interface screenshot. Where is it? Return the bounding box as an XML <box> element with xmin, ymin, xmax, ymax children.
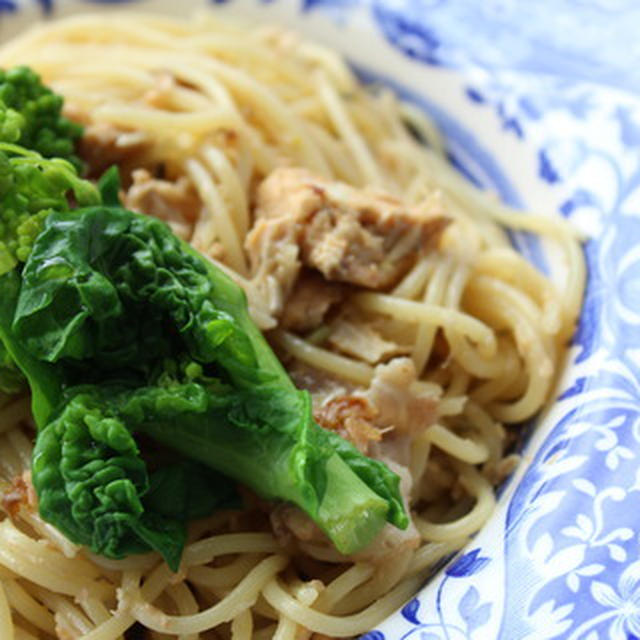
<box><xmin>0</xmin><ymin>11</ymin><xmax>585</xmax><ymax>639</ymax></box>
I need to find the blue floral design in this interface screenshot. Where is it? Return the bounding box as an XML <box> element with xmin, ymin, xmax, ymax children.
<box><xmin>302</xmin><ymin>0</ymin><xmax>356</xmax><ymax>10</ymax></box>
<box><xmin>401</xmin><ymin>598</ymin><xmax>421</xmax><ymax>625</ymax></box>
<box><xmin>368</xmin><ymin>0</ymin><xmax>640</xmax><ymax>95</ymax></box>
<box><xmin>371</xmin><ymin>2</ymin><xmax>442</xmax><ymax>65</ymax></box>
<box><xmin>583</xmin><ymin>561</ymin><xmax>640</xmax><ymax>640</ymax></box>
<box><xmin>458</xmin><ymin>587</ymin><xmax>491</xmax><ymax>635</ymax></box>
<box><xmin>396</xmin><ymin>551</ymin><xmax>492</xmax><ymax>640</ymax></box>
<box><xmin>445</xmin><ymin>549</ymin><xmax>490</xmax><ymax>578</ymax></box>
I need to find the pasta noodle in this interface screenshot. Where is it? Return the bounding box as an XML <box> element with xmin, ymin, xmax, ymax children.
<box><xmin>0</xmin><ymin>10</ymin><xmax>585</xmax><ymax>639</ymax></box>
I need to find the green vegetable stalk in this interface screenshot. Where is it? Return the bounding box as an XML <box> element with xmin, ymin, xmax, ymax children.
<box><xmin>0</xmin><ymin>167</ymin><xmax>409</xmax><ymax>570</ymax></box>
<box><xmin>0</xmin><ymin>341</ymin><xmax>24</xmax><ymax>396</ymax></box>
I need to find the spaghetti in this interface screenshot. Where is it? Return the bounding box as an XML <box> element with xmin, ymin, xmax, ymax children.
<box><xmin>0</xmin><ymin>11</ymin><xmax>584</xmax><ymax>639</ymax></box>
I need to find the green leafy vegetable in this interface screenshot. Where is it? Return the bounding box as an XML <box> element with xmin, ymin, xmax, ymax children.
<box><xmin>0</xmin><ymin>143</ymin><xmax>99</xmax><ymax>399</ymax></box>
<box><xmin>0</xmin><ymin>66</ymin><xmax>83</xmax><ymax>168</ymax></box>
<box><xmin>0</xmin><ymin>199</ymin><xmax>408</xmax><ymax>569</ymax></box>
<box><xmin>32</xmin><ymin>386</ymin><xmax>236</xmax><ymax>571</ymax></box>
<box><xmin>0</xmin><ymin>69</ymin><xmax>89</xmax><ymax>399</ymax></box>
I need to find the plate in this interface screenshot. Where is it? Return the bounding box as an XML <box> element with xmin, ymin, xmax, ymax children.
<box><xmin>2</xmin><ymin>2</ymin><xmax>640</xmax><ymax>639</ymax></box>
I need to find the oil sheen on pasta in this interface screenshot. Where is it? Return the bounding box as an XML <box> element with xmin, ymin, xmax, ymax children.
<box><xmin>0</xmin><ymin>11</ymin><xmax>585</xmax><ymax>640</ymax></box>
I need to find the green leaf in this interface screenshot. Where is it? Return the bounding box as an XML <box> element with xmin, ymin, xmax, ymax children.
<box><xmin>32</xmin><ymin>387</ymin><xmax>237</xmax><ymax>571</ymax></box>
<box><xmin>32</xmin><ymin>391</ymin><xmax>157</xmax><ymax>562</ymax></box>
<box><xmin>98</xmin><ymin>166</ymin><xmax>122</xmax><ymax>207</ymax></box>
<box><xmin>0</xmin><ymin>270</ymin><xmax>60</xmax><ymax>425</ymax></box>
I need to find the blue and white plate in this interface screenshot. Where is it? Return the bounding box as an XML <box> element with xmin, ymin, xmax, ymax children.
<box><xmin>3</xmin><ymin>2</ymin><xmax>640</xmax><ymax>639</ymax></box>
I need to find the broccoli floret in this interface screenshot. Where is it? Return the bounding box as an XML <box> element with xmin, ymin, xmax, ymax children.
<box><xmin>0</xmin><ymin>104</ymin><xmax>25</xmax><ymax>144</ymax></box>
<box><xmin>0</xmin><ymin>66</ymin><xmax>83</xmax><ymax>169</ymax></box>
<box><xmin>0</xmin><ymin>143</ymin><xmax>100</xmax><ymax>276</ymax></box>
